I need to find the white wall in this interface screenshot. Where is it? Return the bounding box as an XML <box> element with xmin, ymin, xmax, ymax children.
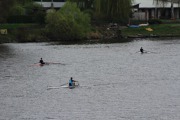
<box><xmin>36</xmin><ymin>2</ymin><xmax>65</xmax><ymax>8</ymax></box>
<box><xmin>133</xmin><ymin>0</ymin><xmax>179</xmax><ymax>8</ymax></box>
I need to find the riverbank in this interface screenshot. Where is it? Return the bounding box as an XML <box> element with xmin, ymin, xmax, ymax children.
<box><xmin>121</xmin><ymin>24</ymin><xmax>180</xmax><ymax>38</ymax></box>
<box><xmin>0</xmin><ymin>24</ymin><xmax>48</xmax><ymax>43</ymax></box>
<box><xmin>1</xmin><ymin>23</ymin><xmax>180</xmax><ymax>43</ymax></box>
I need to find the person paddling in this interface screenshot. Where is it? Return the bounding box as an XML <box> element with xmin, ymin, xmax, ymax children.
<box><xmin>69</xmin><ymin>77</ymin><xmax>77</xmax><ymax>87</ymax></box>
<box><xmin>39</xmin><ymin>58</ymin><xmax>45</xmax><ymax>64</ymax></box>
<box><xmin>140</xmin><ymin>47</ymin><xmax>144</xmax><ymax>53</ymax></box>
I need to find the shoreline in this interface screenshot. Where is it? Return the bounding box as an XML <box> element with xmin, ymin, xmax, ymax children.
<box><xmin>1</xmin><ymin>23</ymin><xmax>180</xmax><ymax>44</ymax></box>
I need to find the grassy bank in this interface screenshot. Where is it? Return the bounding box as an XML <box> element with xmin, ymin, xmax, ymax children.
<box><xmin>0</xmin><ymin>24</ymin><xmax>38</xmax><ymax>29</ymax></box>
<box><xmin>1</xmin><ymin>23</ymin><xmax>180</xmax><ymax>44</ymax></box>
<box><xmin>121</xmin><ymin>24</ymin><xmax>180</xmax><ymax>38</ymax></box>
<box><xmin>0</xmin><ymin>24</ymin><xmax>48</xmax><ymax>43</ymax></box>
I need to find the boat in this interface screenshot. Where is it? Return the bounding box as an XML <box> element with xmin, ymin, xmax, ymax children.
<box><xmin>61</xmin><ymin>82</ymin><xmax>79</xmax><ymax>89</ymax></box>
<box><xmin>30</xmin><ymin>62</ymin><xmax>65</xmax><ymax>67</ymax></box>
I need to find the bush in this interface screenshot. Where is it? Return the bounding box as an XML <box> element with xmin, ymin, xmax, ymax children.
<box><xmin>24</xmin><ymin>2</ymin><xmax>46</xmax><ymax>24</ymax></box>
<box><xmin>45</xmin><ymin>1</ymin><xmax>91</xmax><ymax>41</ymax></box>
<box><xmin>10</xmin><ymin>5</ymin><xmax>25</xmax><ymax>16</ymax></box>
<box><xmin>148</xmin><ymin>19</ymin><xmax>162</xmax><ymax>25</ymax></box>
<box><xmin>7</xmin><ymin>15</ymin><xmax>33</xmax><ymax>23</ymax></box>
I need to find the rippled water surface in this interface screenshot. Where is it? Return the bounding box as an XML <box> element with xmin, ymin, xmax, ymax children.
<box><xmin>0</xmin><ymin>39</ymin><xmax>180</xmax><ymax>120</ymax></box>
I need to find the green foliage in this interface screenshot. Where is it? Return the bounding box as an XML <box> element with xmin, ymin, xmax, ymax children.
<box><xmin>24</xmin><ymin>2</ymin><xmax>44</xmax><ymax>15</ymax></box>
<box><xmin>7</xmin><ymin>15</ymin><xmax>33</xmax><ymax>23</ymax></box>
<box><xmin>68</xmin><ymin>0</ymin><xmax>94</xmax><ymax>10</ymax></box>
<box><xmin>33</xmin><ymin>10</ymin><xmax>46</xmax><ymax>24</ymax></box>
<box><xmin>68</xmin><ymin>0</ymin><xmax>133</xmax><ymax>22</ymax></box>
<box><xmin>25</xmin><ymin>2</ymin><xmax>46</xmax><ymax>24</ymax></box>
<box><xmin>94</xmin><ymin>0</ymin><xmax>132</xmax><ymax>21</ymax></box>
<box><xmin>0</xmin><ymin>0</ymin><xmax>16</xmax><ymax>23</ymax></box>
<box><xmin>16</xmin><ymin>0</ymin><xmax>33</xmax><ymax>5</ymax></box>
<box><xmin>46</xmin><ymin>1</ymin><xmax>91</xmax><ymax>41</ymax></box>
<box><xmin>148</xmin><ymin>19</ymin><xmax>162</xmax><ymax>25</ymax></box>
<box><xmin>10</xmin><ymin>5</ymin><xmax>26</xmax><ymax>16</ymax></box>
<box><xmin>122</xmin><ymin>24</ymin><xmax>180</xmax><ymax>37</ymax></box>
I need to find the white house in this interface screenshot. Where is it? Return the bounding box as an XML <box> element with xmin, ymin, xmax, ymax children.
<box><xmin>34</xmin><ymin>0</ymin><xmax>65</xmax><ymax>9</ymax></box>
<box><xmin>132</xmin><ymin>0</ymin><xmax>180</xmax><ymax>20</ymax></box>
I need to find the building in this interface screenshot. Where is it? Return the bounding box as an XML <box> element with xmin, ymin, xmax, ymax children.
<box><xmin>34</xmin><ymin>0</ymin><xmax>66</xmax><ymax>10</ymax></box>
<box><xmin>34</xmin><ymin>0</ymin><xmax>180</xmax><ymax>20</ymax></box>
<box><xmin>132</xmin><ymin>0</ymin><xmax>180</xmax><ymax>20</ymax></box>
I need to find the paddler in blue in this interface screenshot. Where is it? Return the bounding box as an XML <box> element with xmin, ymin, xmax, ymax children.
<box><xmin>69</xmin><ymin>77</ymin><xmax>76</xmax><ymax>87</ymax></box>
<box><xmin>39</xmin><ymin>58</ymin><xmax>45</xmax><ymax>64</ymax></box>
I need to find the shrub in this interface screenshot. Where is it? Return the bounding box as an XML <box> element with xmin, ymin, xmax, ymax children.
<box><xmin>148</xmin><ymin>19</ymin><xmax>162</xmax><ymax>25</ymax></box>
<box><xmin>7</xmin><ymin>15</ymin><xmax>33</xmax><ymax>23</ymax></box>
<box><xmin>10</xmin><ymin>5</ymin><xmax>25</xmax><ymax>16</ymax></box>
<box><xmin>45</xmin><ymin>1</ymin><xmax>91</xmax><ymax>41</ymax></box>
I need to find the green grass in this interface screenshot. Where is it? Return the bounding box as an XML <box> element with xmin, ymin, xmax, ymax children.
<box><xmin>122</xmin><ymin>24</ymin><xmax>180</xmax><ymax>37</ymax></box>
<box><xmin>0</xmin><ymin>24</ymin><xmax>40</xmax><ymax>29</ymax></box>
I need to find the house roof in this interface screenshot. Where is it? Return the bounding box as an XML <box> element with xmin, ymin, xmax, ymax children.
<box><xmin>133</xmin><ymin>0</ymin><xmax>179</xmax><ymax>8</ymax></box>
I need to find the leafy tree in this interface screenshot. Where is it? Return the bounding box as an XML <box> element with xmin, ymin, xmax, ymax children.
<box><xmin>16</xmin><ymin>0</ymin><xmax>33</xmax><ymax>5</ymax></box>
<box><xmin>68</xmin><ymin>0</ymin><xmax>94</xmax><ymax>10</ymax></box>
<box><xmin>95</xmin><ymin>0</ymin><xmax>132</xmax><ymax>21</ymax></box>
<box><xmin>68</xmin><ymin>0</ymin><xmax>133</xmax><ymax>22</ymax></box>
<box><xmin>46</xmin><ymin>1</ymin><xmax>91</xmax><ymax>41</ymax></box>
<box><xmin>24</xmin><ymin>2</ymin><xmax>46</xmax><ymax>23</ymax></box>
<box><xmin>0</xmin><ymin>0</ymin><xmax>16</xmax><ymax>22</ymax></box>
<box><xmin>10</xmin><ymin>5</ymin><xmax>26</xmax><ymax>16</ymax></box>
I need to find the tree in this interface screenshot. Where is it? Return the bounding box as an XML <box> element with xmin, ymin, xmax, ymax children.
<box><xmin>95</xmin><ymin>0</ymin><xmax>132</xmax><ymax>21</ymax></box>
<box><xmin>68</xmin><ymin>0</ymin><xmax>94</xmax><ymax>10</ymax></box>
<box><xmin>46</xmin><ymin>1</ymin><xmax>91</xmax><ymax>41</ymax></box>
<box><xmin>68</xmin><ymin>0</ymin><xmax>133</xmax><ymax>22</ymax></box>
<box><xmin>0</xmin><ymin>0</ymin><xmax>40</xmax><ymax>23</ymax></box>
<box><xmin>0</xmin><ymin>0</ymin><xmax>16</xmax><ymax>22</ymax></box>
<box><xmin>10</xmin><ymin>5</ymin><xmax>26</xmax><ymax>16</ymax></box>
<box><xmin>16</xmin><ymin>0</ymin><xmax>33</xmax><ymax>5</ymax></box>
<box><xmin>24</xmin><ymin>2</ymin><xmax>46</xmax><ymax>24</ymax></box>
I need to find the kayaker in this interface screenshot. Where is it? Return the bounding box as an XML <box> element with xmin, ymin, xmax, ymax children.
<box><xmin>69</xmin><ymin>77</ymin><xmax>76</xmax><ymax>87</ymax></box>
<box><xmin>39</xmin><ymin>58</ymin><xmax>45</xmax><ymax>64</ymax></box>
<box><xmin>140</xmin><ymin>47</ymin><xmax>144</xmax><ymax>53</ymax></box>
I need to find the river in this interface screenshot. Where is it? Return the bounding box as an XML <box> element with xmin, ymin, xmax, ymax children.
<box><xmin>0</xmin><ymin>39</ymin><xmax>180</xmax><ymax>120</ymax></box>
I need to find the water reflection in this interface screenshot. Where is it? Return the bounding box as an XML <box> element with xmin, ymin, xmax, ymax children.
<box><xmin>49</xmin><ymin>38</ymin><xmax>133</xmax><ymax>45</ymax></box>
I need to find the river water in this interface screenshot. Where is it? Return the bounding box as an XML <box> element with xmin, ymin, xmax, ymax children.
<box><xmin>0</xmin><ymin>39</ymin><xmax>180</xmax><ymax>120</ymax></box>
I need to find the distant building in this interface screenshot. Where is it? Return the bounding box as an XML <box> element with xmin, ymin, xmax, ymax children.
<box><xmin>34</xmin><ymin>0</ymin><xmax>66</xmax><ymax>10</ymax></box>
<box><xmin>132</xmin><ymin>0</ymin><xmax>180</xmax><ymax>20</ymax></box>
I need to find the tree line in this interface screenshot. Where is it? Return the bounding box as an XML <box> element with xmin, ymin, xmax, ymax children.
<box><xmin>1</xmin><ymin>0</ymin><xmax>178</xmax><ymax>23</ymax></box>
<box><xmin>0</xmin><ymin>0</ymin><xmax>133</xmax><ymax>23</ymax></box>
<box><xmin>0</xmin><ymin>0</ymin><xmax>179</xmax><ymax>42</ymax></box>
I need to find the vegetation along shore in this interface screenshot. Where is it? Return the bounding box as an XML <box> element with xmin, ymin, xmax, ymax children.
<box><xmin>0</xmin><ymin>0</ymin><xmax>180</xmax><ymax>43</ymax></box>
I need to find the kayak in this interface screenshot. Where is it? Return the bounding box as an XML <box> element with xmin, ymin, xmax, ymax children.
<box><xmin>45</xmin><ymin>62</ymin><xmax>66</xmax><ymax>65</ymax></box>
<box><xmin>61</xmin><ymin>82</ymin><xmax>79</xmax><ymax>89</ymax></box>
<box><xmin>30</xmin><ymin>62</ymin><xmax>65</xmax><ymax>67</ymax></box>
<box><xmin>30</xmin><ymin>63</ymin><xmax>49</xmax><ymax>66</ymax></box>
